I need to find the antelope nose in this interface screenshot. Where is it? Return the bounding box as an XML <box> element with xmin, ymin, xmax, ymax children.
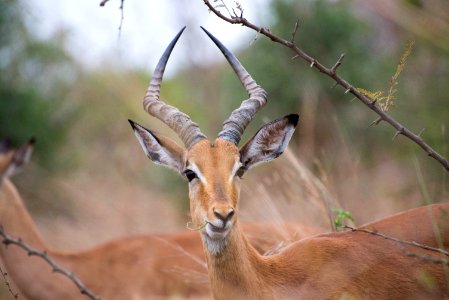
<box><xmin>213</xmin><ymin>207</ymin><xmax>235</xmax><ymax>225</ymax></box>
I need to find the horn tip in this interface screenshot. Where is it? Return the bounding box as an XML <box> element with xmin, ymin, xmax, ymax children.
<box><xmin>200</xmin><ymin>26</ymin><xmax>213</xmax><ymax>39</ymax></box>
<box><xmin>173</xmin><ymin>26</ymin><xmax>187</xmax><ymax>41</ymax></box>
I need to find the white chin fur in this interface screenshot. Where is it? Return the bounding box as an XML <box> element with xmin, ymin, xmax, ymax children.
<box><xmin>202</xmin><ymin>223</ymin><xmax>231</xmax><ymax>255</ymax></box>
<box><xmin>203</xmin><ymin>233</ymin><xmax>228</xmax><ymax>255</ymax></box>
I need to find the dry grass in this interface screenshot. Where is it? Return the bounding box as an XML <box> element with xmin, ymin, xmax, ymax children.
<box><xmin>1</xmin><ymin>66</ymin><xmax>447</xmax><ymax>300</ymax></box>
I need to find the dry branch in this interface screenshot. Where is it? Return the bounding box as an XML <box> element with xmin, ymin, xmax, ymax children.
<box><xmin>0</xmin><ymin>227</ymin><xmax>100</xmax><ymax>300</ymax></box>
<box><xmin>203</xmin><ymin>0</ymin><xmax>449</xmax><ymax>171</ymax></box>
<box><xmin>343</xmin><ymin>225</ymin><xmax>449</xmax><ymax>257</ymax></box>
<box><xmin>0</xmin><ymin>265</ymin><xmax>18</xmax><ymax>299</ymax></box>
<box><xmin>99</xmin><ymin>0</ymin><xmax>110</xmax><ymax>7</ymax></box>
<box><xmin>406</xmin><ymin>252</ymin><xmax>449</xmax><ymax>266</ymax></box>
<box><xmin>99</xmin><ymin>0</ymin><xmax>125</xmax><ymax>34</ymax></box>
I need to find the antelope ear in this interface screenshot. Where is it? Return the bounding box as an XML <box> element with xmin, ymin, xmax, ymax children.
<box><xmin>1</xmin><ymin>138</ymin><xmax>35</xmax><ymax>179</ymax></box>
<box><xmin>239</xmin><ymin>114</ymin><xmax>299</xmax><ymax>172</ymax></box>
<box><xmin>129</xmin><ymin>120</ymin><xmax>185</xmax><ymax>173</ymax></box>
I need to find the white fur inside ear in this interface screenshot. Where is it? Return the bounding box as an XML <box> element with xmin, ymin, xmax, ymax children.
<box><xmin>279</xmin><ymin>126</ymin><xmax>295</xmax><ymax>153</ymax></box>
<box><xmin>3</xmin><ymin>142</ymin><xmax>34</xmax><ymax>179</ymax></box>
<box><xmin>240</xmin><ymin>117</ymin><xmax>297</xmax><ymax>170</ymax></box>
<box><xmin>131</xmin><ymin>123</ymin><xmax>183</xmax><ymax>172</ymax></box>
<box><xmin>133</xmin><ymin>130</ymin><xmax>155</xmax><ymax>158</ymax></box>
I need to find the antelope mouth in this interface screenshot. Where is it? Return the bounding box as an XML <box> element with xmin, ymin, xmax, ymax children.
<box><xmin>205</xmin><ymin>222</ymin><xmax>231</xmax><ymax>240</ymax></box>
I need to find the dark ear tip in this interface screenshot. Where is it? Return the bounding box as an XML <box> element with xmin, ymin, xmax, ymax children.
<box><xmin>29</xmin><ymin>137</ymin><xmax>36</xmax><ymax>145</ymax></box>
<box><xmin>286</xmin><ymin>114</ymin><xmax>300</xmax><ymax>127</ymax></box>
<box><xmin>128</xmin><ymin>119</ymin><xmax>137</xmax><ymax>129</ymax></box>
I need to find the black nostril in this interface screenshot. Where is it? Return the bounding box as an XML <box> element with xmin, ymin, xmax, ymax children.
<box><xmin>214</xmin><ymin>209</ymin><xmax>235</xmax><ymax>224</ymax></box>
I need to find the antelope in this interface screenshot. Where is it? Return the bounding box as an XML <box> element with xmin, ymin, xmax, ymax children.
<box><xmin>0</xmin><ymin>140</ymin><xmax>321</xmax><ymax>299</ymax></box>
<box><xmin>129</xmin><ymin>26</ymin><xmax>449</xmax><ymax>299</ymax></box>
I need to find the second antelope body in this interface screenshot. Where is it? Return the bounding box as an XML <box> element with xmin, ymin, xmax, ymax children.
<box><xmin>130</xmin><ymin>27</ymin><xmax>449</xmax><ymax>299</ymax></box>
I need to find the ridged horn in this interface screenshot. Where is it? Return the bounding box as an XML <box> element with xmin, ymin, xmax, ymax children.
<box><xmin>144</xmin><ymin>26</ymin><xmax>206</xmax><ymax>149</ymax></box>
<box><xmin>201</xmin><ymin>26</ymin><xmax>267</xmax><ymax>145</ymax></box>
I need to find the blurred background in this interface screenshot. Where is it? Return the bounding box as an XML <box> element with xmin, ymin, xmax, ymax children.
<box><xmin>0</xmin><ymin>0</ymin><xmax>448</xmax><ymax>296</ymax></box>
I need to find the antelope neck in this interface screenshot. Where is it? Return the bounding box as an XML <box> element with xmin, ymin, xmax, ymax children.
<box><xmin>203</xmin><ymin>222</ymin><xmax>271</xmax><ymax>299</ymax></box>
<box><xmin>0</xmin><ymin>179</ymin><xmax>44</xmax><ymax>248</ymax></box>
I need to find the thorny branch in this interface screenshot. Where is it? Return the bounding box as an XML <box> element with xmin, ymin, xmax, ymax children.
<box><xmin>99</xmin><ymin>0</ymin><xmax>125</xmax><ymax>34</ymax></box>
<box><xmin>98</xmin><ymin>0</ymin><xmax>110</xmax><ymax>7</ymax></box>
<box><xmin>0</xmin><ymin>227</ymin><xmax>100</xmax><ymax>300</ymax></box>
<box><xmin>0</xmin><ymin>265</ymin><xmax>18</xmax><ymax>299</ymax></box>
<box><xmin>203</xmin><ymin>0</ymin><xmax>449</xmax><ymax>171</ymax></box>
<box><xmin>343</xmin><ymin>225</ymin><xmax>449</xmax><ymax>263</ymax></box>
<box><xmin>406</xmin><ymin>252</ymin><xmax>449</xmax><ymax>266</ymax></box>
<box><xmin>118</xmin><ymin>0</ymin><xmax>125</xmax><ymax>34</ymax></box>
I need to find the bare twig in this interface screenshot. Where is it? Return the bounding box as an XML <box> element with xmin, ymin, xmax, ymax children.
<box><xmin>370</xmin><ymin>117</ymin><xmax>383</xmax><ymax>126</ymax></box>
<box><xmin>343</xmin><ymin>225</ymin><xmax>449</xmax><ymax>257</ymax></box>
<box><xmin>217</xmin><ymin>0</ymin><xmax>233</xmax><ymax>18</ymax></box>
<box><xmin>392</xmin><ymin>128</ymin><xmax>404</xmax><ymax>141</ymax></box>
<box><xmin>202</xmin><ymin>0</ymin><xmax>449</xmax><ymax>171</ymax></box>
<box><xmin>290</xmin><ymin>20</ymin><xmax>299</xmax><ymax>43</ymax></box>
<box><xmin>0</xmin><ymin>265</ymin><xmax>18</xmax><ymax>299</ymax></box>
<box><xmin>418</xmin><ymin>128</ymin><xmax>425</xmax><ymax>137</ymax></box>
<box><xmin>0</xmin><ymin>227</ymin><xmax>100</xmax><ymax>300</ymax></box>
<box><xmin>406</xmin><ymin>252</ymin><xmax>449</xmax><ymax>266</ymax></box>
<box><xmin>99</xmin><ymin>0</ymin><xmax>125</xmax><ymax>36</ymax></box>
<box><xmin>331</xmin><ymin>53</ymin><xmax>345</xmax><ymax>74</ymax></box>
<box><xmin>99</xmin><ymin>0</ymin><xmax>110</xmax><ymax>7</ymax></box>
<box><xmin>118</xmin><ymin>0</ymin><xmax>125</xmax><ymax>34</ymax></box>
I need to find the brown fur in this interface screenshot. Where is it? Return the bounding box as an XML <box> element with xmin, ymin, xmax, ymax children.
<box><xmin>0</xmin><ymin>150</ymin><xmax>321</xmax><ymax>299</ymax></box>
<box><xmin>0</xmin><ymin>150</ymin><xmax>14</xmax><ymax>176</ymax></box>
<box><xmin>184</xmin><ymin>139</ymin><xmax>449</xmax><ymax>300</ymax></box>
<box><xmin>129</xmin><ymin>29</ymin><xmax>449</xmax><ymax>297</ymax></box>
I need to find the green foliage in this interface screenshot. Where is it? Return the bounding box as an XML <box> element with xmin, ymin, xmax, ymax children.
<box><xmin>358</xmin><ymin>40</ymin><xmax>415</xmax><ymax>111</ymax></box>
<box><xmin>334</xmin><ymin>208</ymin><xmax>354</xmax><ymax>231</ymax></box>
<box><xmin>417</xmin><ymin>270</ymin><xmax>437</xmax><ymax>290</ymax></box>
<box><xmin>0</xmin><ymin>0</ymin><xmax>75</xmax><ymax>168</ymax></box>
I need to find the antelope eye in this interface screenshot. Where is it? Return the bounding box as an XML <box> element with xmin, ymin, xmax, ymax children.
<box><xmin>183</xmin><ymin>169</ymin><xmax>198</xmax><ymax>182</ymax></box>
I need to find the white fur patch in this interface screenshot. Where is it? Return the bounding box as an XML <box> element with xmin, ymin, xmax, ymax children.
<box><xmin>189</xmin><ymin>161</ymin><xmax>207</xmax><ymax>184</ymax></box>
<box><xmin>202</xmin><ymin>233</ymin><xmax>228</xmax><ymax>255</ymax></box>
<box><xmin>132</xmin><ymin>126</ymin><xmax>182</xmax><ymax>172</ymax></box>
<box><xmin>133</xmin><ymin>131</ymin><xmax>173</xmax><ymax>166</ymax></box>
<box><xmin>228</xmin><ymin>159</ymin><xmax>242</xmax><ymax>182</ymax></box>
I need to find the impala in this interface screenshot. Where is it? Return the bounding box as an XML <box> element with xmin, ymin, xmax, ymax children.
<box><xmin>0</xmin><ymin>140</ymin><xmax>321</xmax><ymax>299</ymax></box>
<box><xmin>130</xmin><ymin>26</ymin><xmax>449</xmax><ymax>299</ymax></box>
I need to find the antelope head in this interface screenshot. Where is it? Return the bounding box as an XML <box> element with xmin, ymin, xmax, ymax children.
<box><xmin>129</xmin><ymin>27</ymin><xmax>298</xmax><ymax>255</ymax></box>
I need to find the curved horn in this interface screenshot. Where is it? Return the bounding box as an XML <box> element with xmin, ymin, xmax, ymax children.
<box><xmin>144</xmin><ymin>26</ymin><xmax>206</xmax><ymax>149</ymax></box>
<box><xmin>201</xmin><ymin>26</ymin><xmax>267</xmax><ymax>145</ymax></box>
